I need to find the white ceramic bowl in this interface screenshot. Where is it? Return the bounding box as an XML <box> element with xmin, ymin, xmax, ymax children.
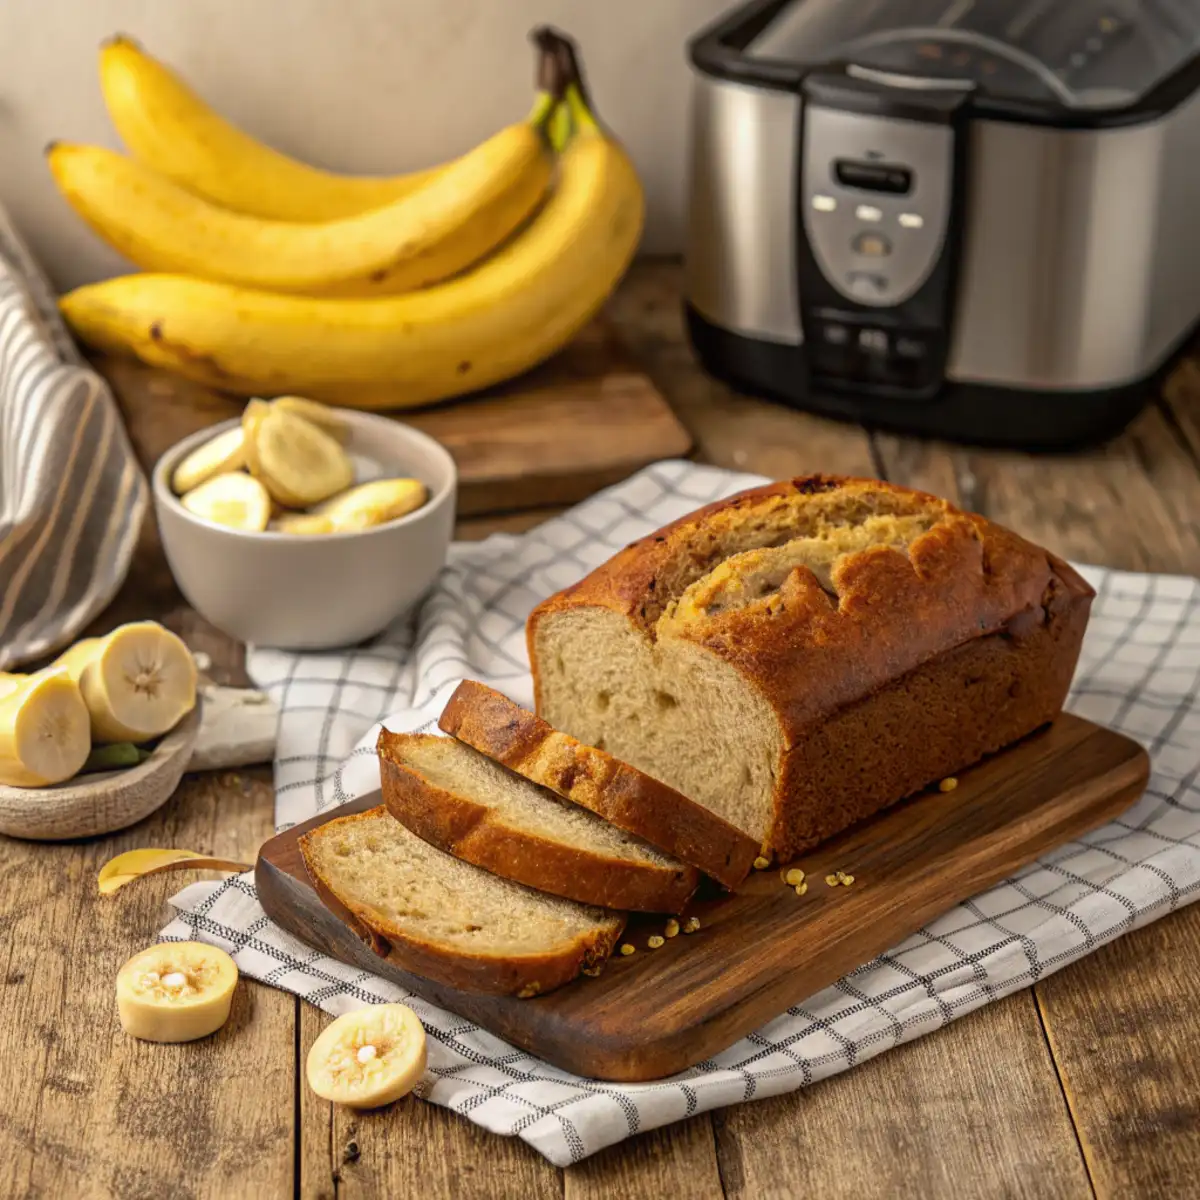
<box><xmin>153</xmin><ymin>412</ymin><xmax>457</xmax><ymax>650</ymax></box>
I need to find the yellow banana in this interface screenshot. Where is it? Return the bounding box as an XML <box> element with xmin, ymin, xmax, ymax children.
<box><xmin>58</xmin><ymin>84</ymin><xmax>645</xmax><ymax>411</ymax></box>
<box><xmin>99</xmin><ymin>35</ymin><xmax>443</xmax><ymax>220</ymax></box>
<box><xmin>47</xmin><ymin>98</ymin><xmax>554</xmax><ymax>297</ymax></box>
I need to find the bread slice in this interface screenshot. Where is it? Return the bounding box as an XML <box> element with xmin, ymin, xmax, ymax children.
<box><xmin>378</xmin><ymin>731</ymin><xmax>699</xmax><ymax>913</ymax></box>
<box><xmin>439</xmin><ymin>680</ymin><xmax>759</xmax><ymax>888</ymax></box>
<box><xmin>299</xmin><ymin>806</ymin><xmax>626</xmax><ymax>997</ymax></box>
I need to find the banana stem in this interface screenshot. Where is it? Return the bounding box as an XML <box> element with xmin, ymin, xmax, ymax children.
<box><xmin>548</xmin><ymin>102</ymin><xmax>573</xmax><ymax>152</ymax></box>
<box><xmin>528</xmin><ymin>89</ymin><xmax>558</xmax><ymax>128</ymax></box>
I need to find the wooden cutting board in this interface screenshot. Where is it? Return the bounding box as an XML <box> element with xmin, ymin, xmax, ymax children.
<box><xmin>93</xmin><ymin>320</ymin><xmax>692</xmax><ymax>518</ymax></box>
<box><xmin>255</xmin><ymin>714</ymin><xmax>1148</xmax><ymax>1082</ymax></box>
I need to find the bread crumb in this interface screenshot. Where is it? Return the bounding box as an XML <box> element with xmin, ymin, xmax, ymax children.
<box><xmin>581</xmin><ymin>965</ymin><xmax>603</xmax><ymax>977</ymax></box>
<box><xmin>939</xmin><ymin>776</ymin><xmax>959</xmax><ymax>792</ymax></box>
<box><xmin>825</xmin><ymin>874</ymin><xmax>840</xmax><ymax>887</ymax></box>
<box><xmin>619</xmin><ymin>943</ymin><xmax>636</xmax><ymax>956</ymax></box>
<box><xmin>664</xmin><ymin>919</ymin><xmax>680</xmax><ymax>938</ymax></box>
<box><xmin>648</xmin><ymin>935</ymin><xmax>665</xmax><ymax>949</ymax></box>
<box><xmin>753</xmin><ymin>856</ymin><xmax>771</xmax><ymax>871</ymax></box>
<box><xmin>785</xmin><ymin>868</ymin><xmax>805</xmax><ymax>886</ymax></box>
<box><xmin>683</xmin><ymin>917</ymin><xmax>701</xmax><ymax>934</ymax></box>
<box><xmin>842</xmin><ymin>874</ymin><xmax>855</xmax><ymax>886</ymax></box>
<box><xmin>794</xmin><ymin>881</ymin><xmax>808</xmax><ymax>896</ymax></box>
<box><xmin>516</xmin><ymin>983</ymin><xmax>541</xmax><ymax>998</ymax></box>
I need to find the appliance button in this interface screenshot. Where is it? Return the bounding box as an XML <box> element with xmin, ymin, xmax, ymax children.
<box><xmin>898</xmin><ymin>212</ymin><xmax>925</xmax><ymax>229</ymax></box>
<box><xmin>820</xmin><ymin>322</ymin><xmax>851</xmax><ymax>346</ymax></box>
<box><xmin>847</xmin><ymin>271</ymin><xmax>889</xmax><ymax>298</ymax></box>
<box><xmin>812</xmin><ymin>194</ymin><xmax>838</xmax><ymax>213</ymax></box>
<box><xmin>895</xmin><ymin>335</ymin><xmax>928</xmax><ymax>360</ymax></box>
<box><xmin>857</xmin><ymin>328</ymin><xmax>889</xmax><ymax>355</ymax></box>
<box><xmin>852</xmin><ymin>231</ymin><xmax>892</xmax><ymax>258</ymax></box>
<box><xmin>855</xmin><ymin>204</ymin><xmax>883</xmax><ymax>223</ymax></box>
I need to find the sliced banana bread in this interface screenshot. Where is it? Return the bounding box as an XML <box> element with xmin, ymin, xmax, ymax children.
<box><xmin>378</xmin><ymin>731</ymin><xmax>699</xmax><ymax>913</ymax></box>
<box><xmin>439</xmin><ymin>680</ymin><xmax>759</xmax><ymax>888</ymax></box>
<box><xmin>299</xmin><ymin>806</ymin><xmax>625</xmax><ymax>997</ymax></box>
<box><xmin>527</xmin><ymin>475</ymin><xmax>1094</xmax><ymax>861</ymax></box>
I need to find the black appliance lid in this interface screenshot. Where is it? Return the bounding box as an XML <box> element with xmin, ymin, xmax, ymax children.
<box><xmin>690</xmin><ymin>0</ymin><xmax>1200</xmax><ymax>125</ymax></box>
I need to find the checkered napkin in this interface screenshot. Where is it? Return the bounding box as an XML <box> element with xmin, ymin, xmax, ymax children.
<box><xmin>161</xmin><ymin>461</ymin><xmax>1200</xmax><ymax>1168</ymax></box>
<box><xmin>0</xmin><ymin>207</ymin><xmax>147</xmax><ymax>669</ymax></box>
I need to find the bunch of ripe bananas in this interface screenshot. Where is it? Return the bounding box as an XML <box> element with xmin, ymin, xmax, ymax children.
<box><xmin>52</xmin><ymin>28</ymin><xmax>644</xmax><ymax>410</ymax></box>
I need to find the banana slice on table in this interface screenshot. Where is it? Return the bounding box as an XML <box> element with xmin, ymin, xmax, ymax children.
<box><xmin>0</xmin><ymin>669</ymin><xmax>91</xmax><ymax>787</ymax></box>
<box><xmin>313</xmin><ymin>478</ymin><xmax>428</xmax><ymax>532</ymax></box>
<box><xmin>116</xmin><ymin>941</ymin><xmax>238</xmax><ymax>1042</ymax></box>
<box><xmin>306</xmin><ymin>1003</ymin><xmax>427</xmax><ymax>1109</ymax></box>
<box><xmin>270</xmin><ymin>512</ymin><xmax>335</xmax><ymax>536</ymax></box>
<box><xmin>171</xmin><ymin>425</ymin><xmax>246</xmax><ymax>494</ymax></box>
<box><xmin>181</xmin><ymin>471</ymin><xmax>271</xmax><ymax>532</ymax></box>
<box><xmin>270</xmin><ymin>396</ymin><xmax>349</xmax><ymax>444</ymax></box>
<box><xmin>78</xmin><ymin>621</ymin><xmax>198</xmax><ymax>744</ymax></box>
<box><xmin>245</xmin><ymin>405</ymin><xmax>353</xmax><ymax>508</ymax></box>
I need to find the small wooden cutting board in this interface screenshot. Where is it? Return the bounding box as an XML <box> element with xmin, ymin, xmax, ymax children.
<box><xmin>93</xmin><ymin>320</ymin><xmax>692</xmax><ymax>518</ymax></box>
<box><xmin>255</xmin><ymin>714</ymin><xmax>1148</xmax><ymax>1082</ymax></box>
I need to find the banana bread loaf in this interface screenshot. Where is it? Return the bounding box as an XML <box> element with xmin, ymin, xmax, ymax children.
<box><xmin>527</xmin><ymin>475</ymin><xmax>1093</xmax><ymax>860</ymax></box>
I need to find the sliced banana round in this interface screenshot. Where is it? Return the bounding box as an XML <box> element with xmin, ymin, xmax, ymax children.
<box><xmin>171</xmin><ymin>425</ymin><xmax>246</xmax><ymax>495</ymax></box>
<box><xmin>313</xmin><ymin>478</ymin><xmax>428</xmax><ymax>532</ymax></box>
<box><xmin>78</xmin><ymin>621</ymin><xmax>198</xmax><ymax>744</ymax></box>
<box><xmin>271</xmin><ymin>511</ymin><xmax>335</xmax><ymax>536</ymax></box>
<box><xmin>306</xmin><ymin>1003</ymin><xmax>427</xmax><ymax>1109</ymax></box>
<box><xmin>181</xmin><ymin>471</ymin><xmax>272</xmax><ymax>532</ymax></box>
<box><xmin>0</xmin><ymin>669</ymin><xmax>91</xmax><ymax>787</ymax></box>
<box><xmin>116</xmin><ymin>941</ymin><xmax>238</xmax><ymax>1042</ymax></box>
<box><xmin>245</xmin><ymin>406</ymin><xmax>353</xmax><ymax>508</ymax></box>
<box><xmin>270</xmin><ymin>396</ymin><xmax>349</xmax><ymax>444</ymax></box>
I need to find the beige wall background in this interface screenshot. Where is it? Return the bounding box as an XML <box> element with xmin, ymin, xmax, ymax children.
<box><xmin>0</xmin><ymin>0</ymin><xmax>731</xmax><ymax>290</ymax></box>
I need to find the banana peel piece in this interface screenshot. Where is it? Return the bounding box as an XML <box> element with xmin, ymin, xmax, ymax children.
<box><xmin>99</xmin><ymin>847</ymin><xmax>252</xmax><ymax>895</ymax></box>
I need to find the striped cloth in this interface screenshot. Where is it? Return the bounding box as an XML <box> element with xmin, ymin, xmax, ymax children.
<box><xmin>0</xmin><ymin>207</ymin><xmax>147</xmax><ymax>670</ymax></box>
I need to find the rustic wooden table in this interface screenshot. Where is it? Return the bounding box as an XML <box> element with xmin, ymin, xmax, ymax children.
<box><xmin>3</xmin><ymin>261</ymin><xmax>1198</xmax><ymax>1199</ymax></box>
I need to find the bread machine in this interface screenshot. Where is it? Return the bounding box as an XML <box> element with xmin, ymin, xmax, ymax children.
<box><xmin>684</xmin><ymin>0</ymin><xmax>1200</xmax><ymax>448</ymax></box>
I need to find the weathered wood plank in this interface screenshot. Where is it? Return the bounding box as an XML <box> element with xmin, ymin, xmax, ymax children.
<box><xmin>298</xmin><ymin>1003</ymin><xmax>562</xmax><ymax>1200</ymax></box>
<box><xmin>1037</xmin><ymin>906</ymin><xmax>1200</xmax><ymax>1199</ymax></box>
<box><xmin>876</xmin><ymin>405</ymin><xmax>1200</xmax><ymax>574</ymax></box>
<box><xmin>607</xmin><ymin>262</ymin><xmax>877</xmax><ymax>479</ymax></box>
<box><xmin>0</xmin><ymin>766</ymin><xmax>292</xmax><ymax>1200</ymax></box>
<box><xmin>875</xmin><ymin>382</ymin><xmax>1200</xmax><ymax>1199</ymax></box>
<box><xmin>563</xmin><ymin>1117</ymin><xmax>723</xmax><ymax>1200</ymax></box>
<box><xmin>713</xmin><ymin>993</ymin><xmax>1090</xmax><ymax>1199</ymax></box>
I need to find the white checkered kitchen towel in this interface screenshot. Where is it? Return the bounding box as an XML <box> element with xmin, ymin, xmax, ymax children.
<box><xmin>0</xmin><ymin>207</ymin><xmax>147</xmax><ymax>669</ymax></box>
<box><xmin>162</xmin><ymin>461</ymin><xmax>1200</xmax><ymax>1167</ymax></box>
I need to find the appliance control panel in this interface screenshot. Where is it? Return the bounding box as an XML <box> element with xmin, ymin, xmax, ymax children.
<box><xmin>800</xmin><ymin>106</ymin><xmax>954</xmax><ymax>310</ymax></box>
<box><xmin>806</xmin><ymin>310</ymin><xmax>944</xmax><ymax>392</ymax></box>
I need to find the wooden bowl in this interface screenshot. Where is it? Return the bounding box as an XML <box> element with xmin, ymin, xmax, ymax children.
<box><xmin>0</xmin><ymin>704</ymin><xmax>202</xmax><ymax>842</ymax></box>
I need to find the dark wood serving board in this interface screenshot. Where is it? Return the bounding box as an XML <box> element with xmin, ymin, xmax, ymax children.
<box><xmin>93</xmin><ymin>319</ymin><xmax>693</xmax><ymax>518</ymax></box>
<box><xmin>256</xmin><ymin>714</ymin><xmax>1148</xmax><ymax>1082</ymax></box>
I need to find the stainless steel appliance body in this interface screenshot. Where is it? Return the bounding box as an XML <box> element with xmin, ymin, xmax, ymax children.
<box><xmin>685</xmin><ymin>0</ymin><xmax>1200</xmax><ymax>447</ymax></box>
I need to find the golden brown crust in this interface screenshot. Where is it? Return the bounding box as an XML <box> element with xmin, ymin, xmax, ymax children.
<box><xmin>378</xmin><ymin>732</ymin><xmax>700</xmax><ymax>914</ymax></box>
<box><xmin>527</xmin><ymin>475</ymin><xmax>1096</xmax><ymax>857</ymax></box>
<box><xmin>299</xmin><ymin>806</ymin><xmax>626</xmax><ymax>997</ymax></box>
<box><xmin>438</xmin><ymin>680</ymin><xmax>759</xmax><ymax>888</ymax></box>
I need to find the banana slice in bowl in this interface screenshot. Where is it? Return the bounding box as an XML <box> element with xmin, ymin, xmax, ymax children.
<box><xmin>181</xmin><ymin>471</ymin><xmax>272</xmax><ymax>532</ymax></box>
<box><xmin>306</xmin><ymin>1003</ymin><xmax>427</xmax><ymax>1109</ymax></box>
<box><xmin>245</xmin><ymin>405</ymin><xmax>353</xmax><ymax>508</ymax></box>
<box><xmin>171</xmin><ymin>425</ymin><xmax>246</xmax><ymax>494</ymax></box>
<box><xmin>117</xmin><ymin>941</ymin><xmax>239</xmax><ymax>1042</ymax></box>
